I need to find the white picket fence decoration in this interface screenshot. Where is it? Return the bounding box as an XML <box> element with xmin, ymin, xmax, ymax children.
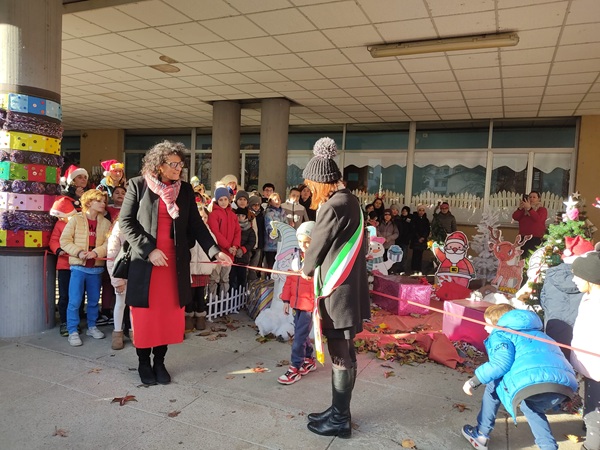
<box><xmin>206</xmin><ymin>285</ymin><xmax>248</xmax><ymax>322</ymax></box>
<box><xmin>350</xmin><ymin>189</ymin><xmax>565</xmax><ymax>226</ymax></box>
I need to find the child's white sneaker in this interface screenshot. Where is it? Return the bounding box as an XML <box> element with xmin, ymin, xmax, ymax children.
<box><xmin>462</xmin><ymin>425</ymin><xmax>489</xmax><ymax>450</ymax></box>
<box><xmin>68</xmin><ymin>332</ymin><xmax>82</xmax><ymax>347</ymax></box>
<box><xmin>86</xmin><ymin>326</ymin><xmax>105</xmax><ymax>339</ymax></box>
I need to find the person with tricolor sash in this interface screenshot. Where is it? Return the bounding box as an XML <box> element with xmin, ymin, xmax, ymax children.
<box><xmin>300</xmin><ymin>137</ymin><xmax>370</xmax><ymax>439</ymax></box>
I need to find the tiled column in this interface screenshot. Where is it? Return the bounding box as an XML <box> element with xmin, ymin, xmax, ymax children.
<box><xmin>0</xmin><ymin>0</ymin><xmax>62</xmax><ymax>337</ymax></box>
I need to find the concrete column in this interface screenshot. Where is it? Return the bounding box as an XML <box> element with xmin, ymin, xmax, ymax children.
<box><xmin>259</xmin><ymin>98</ymin><xmax>290</xmax><ymax>196</ymax></box>
<box><xmin>211</xmin><ymin>101</ymin><xmax>241</xmax><ymax>190</ymax></box>
<box><xmin>577</xmin><ymin>116</ymin><xmax>600</xmax><ymax>232</ymax></box>
<box><xmin>0</xmin><ymin>0</ymin><xmax>62</xmax><ymax>337</ymax></box>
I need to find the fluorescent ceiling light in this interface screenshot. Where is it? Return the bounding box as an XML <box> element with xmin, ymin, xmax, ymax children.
<box><xmin>368</xmin><ymin>33</ymin><xmax>519</xmax><ymax>58</ymax></box>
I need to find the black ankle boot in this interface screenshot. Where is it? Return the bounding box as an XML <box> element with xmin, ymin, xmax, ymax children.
<box><xmin>308</xmin><ymin>365</ymin><xmax>356</xmax><ymax>423</ymax></box>
<box><xmin>152</xmin><ymin>345</ymin><xmax>171</xmax><ymax>384</ymax></box>
<box><xmin>136</xmin><ymin>347</ymin><xmax>156</xmax><ymax>385</ymax></box>
<box><xmin>308</xmin><ymin>367</ymin><xmax>353</xmax><ymax>438</ymax></box>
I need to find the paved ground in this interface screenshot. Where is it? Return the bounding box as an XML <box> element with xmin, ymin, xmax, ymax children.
<box><xmin>0</xmin><ymin>313</ymin><xmax>585</xmax><ymax>450</ymax></box>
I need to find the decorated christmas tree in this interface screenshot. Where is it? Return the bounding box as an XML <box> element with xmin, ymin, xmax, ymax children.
<box><xmin>522</xmin><ymin>193</ymin><xmax>596</xmax><ymax>309</ymax></box>
<box><xmin>471</xmin><ymin>208</ymin><xmax>500</xmax><ymax>282</ymax></box>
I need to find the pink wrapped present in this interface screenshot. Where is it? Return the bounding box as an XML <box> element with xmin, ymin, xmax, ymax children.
<box><xmin>372</xmin><ymin>274</ymin><xmax>432</xmax><ymax>316</ymax></box>
<box><xmin>442</xmin><ymin>299</ymin><xmax>495</xmax><ymax>351</ymax></box>
<box><xmin>0</xmin><ymin>193</ymin><xmax>55</xmax><ymax>211</ymax></box>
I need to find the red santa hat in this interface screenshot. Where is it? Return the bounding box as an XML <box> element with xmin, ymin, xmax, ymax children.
<box><xmin>61</xmin><ymin>165</ymin><xmax>88</xmax><ymax>185</ymax></box>
<box><xmin>562</xmin><ymin>235</ymin><xmax>594</xmax><ymax>263</ymax></box>
<box><xmin>445</xmin><ymin>231</ymin><xmax>468</xmax><ymax>248</ymax></box>
<box><xmin>49</xmin><ymin>196</ymin><xmax>76</xmax><ymax>218</ymax></box>
<box><xmin>101</xmin><ymin>159</ymin><xmax>124</xmax><ymax>177</ymax></box>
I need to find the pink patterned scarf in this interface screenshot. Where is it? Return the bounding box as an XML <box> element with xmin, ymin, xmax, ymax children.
<box><xmin>144</xmin><ymin>174</ymin><xmax>181</xmax><ymax>219</ymax></box>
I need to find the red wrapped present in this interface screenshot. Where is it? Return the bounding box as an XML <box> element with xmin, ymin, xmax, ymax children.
<box><xmin>372</xmin><ymin>274</ymin><xmax>432</xmax><ymax>316</ymax></box>
<box><xmin>442</xmin><ymin>299</ymin><xmax>495</xmax><ymax>351</ymax></box>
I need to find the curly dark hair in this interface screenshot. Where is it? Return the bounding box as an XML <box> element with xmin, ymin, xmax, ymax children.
<box><xmin>141</xmin><ymin>140</ymin><xmax>186</xmax><ymax>176</ymax></box>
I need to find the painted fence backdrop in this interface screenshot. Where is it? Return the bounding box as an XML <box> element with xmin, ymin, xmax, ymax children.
<box><xmin>351</xmin><ymin>190</ymin><xmax>565</xmax><ymax>226</ymax></box>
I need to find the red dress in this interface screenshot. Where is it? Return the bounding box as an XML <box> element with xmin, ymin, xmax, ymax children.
<box><xmin>131</xmin><ymin>199</ymin><xmax>184</xmax><ymax>348</ymax></box>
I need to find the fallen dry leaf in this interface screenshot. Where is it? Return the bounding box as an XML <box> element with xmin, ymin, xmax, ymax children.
<box><xmin>167</xmin><ymin>410</ymin><xmax>181</xmax><ymax>418</ymax></box>
<box><xmin>452</xmin><ymin>403</ymin><xmax>470</xmax><ymax>412</ymax></box>
<box><xmin>87</xmin><ymin>368</ymin><xmax>102</xmax><ymax>374</ymax></box>
<box><xmin>53</xmin><ymin>427</ymin><xmax>68</xmax><ymax>437</ymax></box>
<box><xmin>206</xmin><ymin>335</ymin><xmax>219</xmax><ymax>341</ymax></box>
<box><xmin>276</xmin><ymin>360</ymin><xmax>290</xmax><ymax>367</ymax></box>
<box><xmin>384</xmin><ymin>371</ymin><xmax>395</xmax><ymax>378</ymax></box>
<box><xmin>251</xmin><ymin>367</ymin><xmax>269</xmax><ymax>373</ymax></box>
<box><xmin>285</xmin><ymin>414</ymin><xmax>295</xmax><ymax>419</ymax></box>
<box><xmin>351</xmin><ymin>422</ymin><xmax>359</xmax><ymax>430</ymax></box>
<box><xmin>111</xmin><ymin>395</ymin><xmax>137</xmax><ymax>406</ymax></box>
<box><xmin>401</xmin><ymin>438</ymin><xmax>417</xmax><ymax>448</ymax></box>
<box><xmin>169</xmin><ymin>399</ymin><xmax>177</xmax><ymax>403</ymax></box>
<box><xmin>565</xmin><ymin>434</ymin><xmax>584</xmax><ymax>443</ymax></box>
<box><xmin>380</xmin><ymin>364</ymin><xmax>393</xmax><ymax>369</ymax></box>
<box><xmin>217</xmin><ymin>332</ymin><xmax>228</xmax><ymax>337</ymax></box>
<box><xmin>225</xmin><ymin>375</ymin><xmax>235</xmax><ymax>379</ymax></box>
<box><xmin>197</xmin><ymin>330</ymin><xmax>211</xmax><ymax>336</ymax></box>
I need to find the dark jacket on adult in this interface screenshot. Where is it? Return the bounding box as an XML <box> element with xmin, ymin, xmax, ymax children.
<box><xmin>302</xmin><ymin>188</ymin><xmax>370</xmax><ymax>337</ymax></box>
<box><xmin>539</xmin><ymin>262</ymin><xmax>583</xmax><ymax>358</ymax></box>
<box><xmin>410</xmin><ymin>213</ymin><xmax>430</xmax><ymax>250</ymax></box>
<box><xmin>395</xmin><ymin>214</ymin><xmax>413</xmax><ymax>246</ymax></box>
<box><xmin>119</xmin><ymin>176</ymin><xmax>220</xmax><ymax>308</ymax></box>
<box><xmin>299</xmin><ymin>196</ymin><xmax>316</xmax><ymax>221</ymax></box>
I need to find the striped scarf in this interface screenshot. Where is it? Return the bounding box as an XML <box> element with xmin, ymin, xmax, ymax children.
<box><xmin>313</xmin><ymin>213</ymin><xmax>364</xmax><ymax>365</ymax></box>
<box><xmin>144</xmin><ymin>174</ymin><xmax>181</xmax><ymax>219</ymax></box>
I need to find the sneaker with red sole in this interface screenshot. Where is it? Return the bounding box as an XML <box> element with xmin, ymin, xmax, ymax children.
<box><xmin>277</xmin><ymin>366</ymin><xmax>301</xmax><ymax>385</ymax></box>
<box><xmin>462</xmin><ymin>425</ymin><xmax>489</xmax><ymax>450</ymax></box>
<box><xmin>298</xmin><ymin>357</ymin><xmax>317</xmax><ymax>376</ymax></box>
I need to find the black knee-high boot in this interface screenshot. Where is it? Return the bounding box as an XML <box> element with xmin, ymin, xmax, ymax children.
<box><xmin>307</xmin><ymin>367</ymin><xmax>353</xmax><ymax>438</ymax></box>
<box><xmin>308</xmin><ymin>364</ymin><xmax>357</xmax><ymax>423</ymax></box>
<box><xmin>152</xmin><ymin>345</ymin><xmax>171</xmax><ymax>384</ymax></box>
<box><xmin>136</xmin><ymin>347</ymin><xmax>156</xmax><ymax>385</ymax></box>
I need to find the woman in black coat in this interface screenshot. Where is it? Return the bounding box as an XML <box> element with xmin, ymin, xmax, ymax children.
<box><xmin>301</xmin><ymin>137</ymin><xmax>369</xmax><ymax>439</ymax></box>
<box><xmin>410</xmin><ymin>204</ymin><xmax>430</xmax><ymax>273</ymax></box>
<box><xmin>119</xmin><ymin>141</ymin><xmax>231</xmax><ymax>386</ymax></box>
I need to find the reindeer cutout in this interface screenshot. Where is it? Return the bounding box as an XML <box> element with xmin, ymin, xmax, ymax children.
<box><xmin>488</xmin><ymin>226</ymin><xmax>532</xmax><ymax>294</ymax></box>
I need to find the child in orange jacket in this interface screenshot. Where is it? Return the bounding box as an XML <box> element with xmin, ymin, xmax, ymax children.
<box><xmin>278</xmin><ymin>221</ymin><xmax>317</xmax><ymax>385</ymax></box>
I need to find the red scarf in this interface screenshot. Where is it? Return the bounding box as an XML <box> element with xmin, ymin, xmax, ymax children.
<box><xmin>144</xmin><ymin>174</ymin><xmax>181</xmax><ymax>219</ymax></box>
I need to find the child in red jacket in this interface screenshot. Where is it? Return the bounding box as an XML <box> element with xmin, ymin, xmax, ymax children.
<box><xmin>207</xmin><ymin>186</ymin><xmax>241</xmax><ymax>297</ymax></box>
<box><xmin>49</xmin><ymin>196</ymin><xmax>78</xmax><ymax>337</ymax></box>
<box><xmin>278</xmin><ymin>221</ymin><xmax>317</xmax><ymax>385</ymax></box>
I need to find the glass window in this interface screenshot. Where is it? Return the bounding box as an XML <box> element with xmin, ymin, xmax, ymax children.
<box><xmin>124</xmin><ymin>152</ymin><xmax>145</xmax><ymax>180</ymax></box>
<box><xmin>125</xmin><ymin>134</ymin><xmax>191</xmax><ymax>150</ymax></box>
<box><xmin>288</xmin><ymin>132</ymin><xmax>343</xmax><ymax>150</ymax></box>
<box><xmin>533</xmin><ymin>153</ymin><xmax>570</xmax><ymax>197</ymax></box>
<box><xmin>490</xmin><ymin>154</ymin><xmax>527</xmax><ymax>194</ymax></box>
<box><xmin>61</xmin><ymin>135</ymin><xmax>81</xmax><ymax>169</ymax></box>
<box><xmin>415</xmin><ymin>129</ymin><xmax>489</xmax><ymax>149</ymax></box>
<box><xmin>344</xmin><ymin>152</ymin><xmax>407</xmax><ymax>194</ymax></box>
<box><xmin>244</xmin><ymin>153</ymin><xmax>259</xmax><ymax>192</ymax></box>
<box><xmin>241</xmin><ymin>134</ymin><xmax>260</xmax><ymax>150</ymax></box>
<box><xmin>196</xmin><ymin>134</ymin><xmax>212</xmax><ymax>150</ymax></box>
<box><xmin>492</xmin><ymin>127</ymin><xmax>576</xmax><ymax>148</ymax></box>
<box><xmin>287</xmin><ymin>153</ymin><xmax>313</xmax><ymax>188</ymax></box>
<box><xmin>345</xmin><ymin>131</ymin><xmax>408</xmax><ymax>150</ymax></box>
<box><xmin>194</xmin><ymin>152</ymin><xmax>212</xmax><ymax>191</ymax></box>
<box><xmin>412</xmin><ymin>152</ymin><xmax>486</xmax><ymax>196</ymax></box>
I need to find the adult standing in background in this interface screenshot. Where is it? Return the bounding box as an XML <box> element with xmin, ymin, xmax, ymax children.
<box><xmin>512</xmin><ymin>191</ymin><xmax>547</xmax><ymax>257</ymax></box>
<box><xmin>431</xmin><ymin>201</ymin><xmax>457</xmax><ymax>238</ymax></box>
<box><xmin>119</xmin><ymin>141</ymin><xmax>231</xmax><ymax>386</ymax></box>
<box><xmin>301</xmin><ymin>137</ymin><xmax>369</xmax><ymax>439</ymax></box>
<box><xmin>411</xmin><ymin>205</ymin><xmax>430</xmax><ymax>274</ymax></box>
<box><xmin>298</xmin><ymin>183</ymin><xmax>316</xmax><ymax>221</ymax></box>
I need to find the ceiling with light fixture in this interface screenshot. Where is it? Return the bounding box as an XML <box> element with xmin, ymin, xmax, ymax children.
<box><xmin>59</xmin><ymin>0</ymin><xmax>600</xmax><ymax>131</ymax></box>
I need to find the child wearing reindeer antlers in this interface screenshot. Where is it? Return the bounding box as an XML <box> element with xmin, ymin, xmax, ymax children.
<box><xmin>462</xmin><ymin>304</ymin><xmax>578</xmax><ymax>450</ymax></box>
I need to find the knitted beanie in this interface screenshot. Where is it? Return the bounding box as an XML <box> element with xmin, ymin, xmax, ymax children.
<box><xmin>302</xmin><ymin>137</ymin><xmax>341</xmax><ymax>183</ymax></box>
<box><xmin>235</xmin><ymin>190</ymin><xmax>249</xmax><ymax>202</ymax></box>
<box><xmin>214</xmin><ymin>186</ymin><xmax>230</xmax><ymax>201</ymax></box>
<box><xmin>572</xmin><ymin>251</ymin><xmax>600</xmax><ymax>285</ymax></box>
<box><xmin>296</xmin><ymin>221</ymin><xmax>315</xmax><ymax>239</ymax></box>
<box><xmin>248</xmin><ymin>196</ymin><xmax>262</xmax><ymax>208</ymax></box>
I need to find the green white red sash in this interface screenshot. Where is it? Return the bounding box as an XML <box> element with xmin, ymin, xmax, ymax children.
<box><xmin>313</xmin><ymin>214</ymin><xmax>364</xmax><ymax>364</ymax></box>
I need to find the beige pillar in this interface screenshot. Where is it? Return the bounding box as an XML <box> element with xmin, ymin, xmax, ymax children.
<box><xmin>576</xmin><ymin>116</ymin><xmax>600</xmax><ymax>235</ymax></box>
<box><xmin>211</xmin><ymin>101</ymin><xmax>241</xmax><ymax>189</ymax></box>
<box><xmin>0</xmin><ymin>0</ymin><xmax>62</xmax><ymax>337</ymax></box>
<box><xmin>80</xmin><ymin>129</ymin><xmax>125</xmax><ymax>182</ymax></box>
<box><xmin>259</xmin><ymin>98</ymin><xmax>290</xmax><ymax>196</ymax></box>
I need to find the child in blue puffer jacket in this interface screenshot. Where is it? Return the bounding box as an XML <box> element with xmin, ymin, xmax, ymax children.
<box><xmin>461</xmin><ymin>304</ymin><xmax>578</xmax><ymax>450</ymax></box>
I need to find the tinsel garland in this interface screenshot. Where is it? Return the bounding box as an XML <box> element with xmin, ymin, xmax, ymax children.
<box><xmin>0</xmin><ymin>179</ymin><xmax>62</xmax><ymax>195</ymax></box>
<box><xmin>0</xmin><ymin>109</ymin><xmax>63</xmax><ymax>139</ymax></box>
<box><xmin>0</xmin><ymin>210</ymin><xmax>57</xmax><ymax>231</ymax></box>
<box><xmin>0</xmin><ymin>149</ymin><xmax>63</xmax><ymax>167</ymax></box>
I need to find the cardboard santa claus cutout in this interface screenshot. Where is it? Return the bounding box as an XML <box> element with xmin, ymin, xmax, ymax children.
<box><xmin>433</xmin><ymin>231</ymin><xmax>476</xmax><ymax>287</ymax></box>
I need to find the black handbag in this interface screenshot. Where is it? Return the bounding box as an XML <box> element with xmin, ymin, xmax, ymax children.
<box><xmin>112</xmin><ymin>241</ymin><xmax>131</xmax><ymax>279</ymax></box>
